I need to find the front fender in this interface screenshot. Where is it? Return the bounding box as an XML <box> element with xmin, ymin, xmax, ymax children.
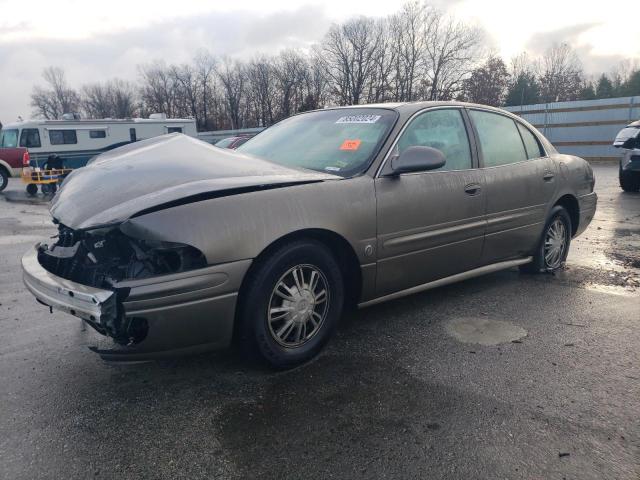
<box><xmin>0</xmin><ymin>158</ymin><xmax>19</xmax><ymax>177</ymax></box>
<box><xmin>119</xmin><ymin>176</ymin><xmax>377</xmax><ymax>267</ymax></box>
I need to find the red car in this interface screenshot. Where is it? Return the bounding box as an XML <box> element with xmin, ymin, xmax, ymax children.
<box><xmin>0</xmin><ymin>128</ymin><xmax>30</xmax><ymax>191</ymax></box>
<box><xmin>214</xmin><ymin>136</ymin><xmax>251</xmax><ymax>149</ymax></box>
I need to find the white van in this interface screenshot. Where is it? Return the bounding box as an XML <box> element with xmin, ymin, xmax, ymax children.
<box><xmin>0</xmin><ymin>115</ymin><xmax>197</xmax><ymax>169</ymax></box>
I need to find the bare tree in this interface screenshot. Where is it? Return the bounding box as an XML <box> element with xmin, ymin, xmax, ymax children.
<box><xmin>365</xmin><ymin>18</ymin><xmax>396</xmax><ymax>103</ymax></box>
<box><xmin>273</xmin><ymin>50</ymin><xmax>308</xmax><ymax>119</ymax></box>
<box><xmin>538</xmin><ymin>43</ymin><xmax>584</xmax><ymax>103</ymax></box>
<box><xmin>300</xmin><ymin>49</ymin><xmax>328</xmax><ymax>111</ymax></box>
<box><xmin>389</xmin><ymin>1</ymin><xmax>425</xmax><ymax>101</ymax></box>
<box><xmin>246</xmin><ymin>56</ymin><xmax>277</xmax><ymax>126</ymax></box>
<box><xmin>321</xmin><ymin>17</ymin><xmax>384</xmax><ymax>105</ymax></box>
<box><xmin>139</xmin><ymin>62</ymin><xmax>177</xmax><ymax>117</ymax></box>
<box><xmin>170</xmin><ymin>63</ymin><xmax>200</xmax><ymax>122</ymax></box>
<box><xmin>421</xmin><ymin>7</ymin><xmax>482</xmax><ymax>100</ymax></box>
<box><xmin>81</xmin><ymin>79</ymin><xmax>137</xmax><ymax>118</ymax></box>
<box><xmin>30</xmin><ymin>67</ymin><xmax>80</xmax><ymax>119</ymax></box>
<box><xmin>217</xmin><ymin>58</ymin><xmax>246</xmax><ymax>129</ymax></box>
<box><xmin>194</xmin><ymin>52</ymin><xmax>218</xmax><ymax>130</ymax></box>
<box><xmin>81</xmin><ymin>83</ymin><xmax>112</xmax><ymax>118</ymax></box>
<box><xmin>108</xmin><ymin>79</ymin><xmax>137</xmax><ymax>118</ymax></box>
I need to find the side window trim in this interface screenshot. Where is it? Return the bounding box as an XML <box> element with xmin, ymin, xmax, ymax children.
<box><xmin>460</xmin><ymin>108</ymin><xmax>480</xmax><ymax>169</ymax></box>
<box><xmin>515</xmin><ymin>121</ymin><xmax>547</xmax><ymax>159</ymax></box>
<box><xmin>377</xmin><ymin>106</ymin><xmax>475</xmax><ymax>177</ymax></box>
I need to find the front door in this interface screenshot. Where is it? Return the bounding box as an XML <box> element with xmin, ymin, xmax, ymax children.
<box><xmin>374</xmin><ymin>108</ymin><xmax>486</xmax><ymax>297</ymax></box>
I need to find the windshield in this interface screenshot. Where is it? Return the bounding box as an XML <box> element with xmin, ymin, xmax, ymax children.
<box><xmin>0</xmin><ymin>129</ymin><xmax>19</xmax><ymax>148</ymax></box>
<box><xmin>237</xmin><ymin>108</ymin><xmax>397</xmax><ymax>177</ymax></box>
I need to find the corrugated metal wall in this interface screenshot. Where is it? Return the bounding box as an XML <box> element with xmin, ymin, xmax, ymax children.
<box><xmin>505</xmin><ymin>96</ymin><xmax>640</xmax><ymax>161</ymax></box>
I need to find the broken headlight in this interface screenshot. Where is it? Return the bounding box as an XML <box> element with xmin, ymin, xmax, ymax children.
<box><xmin>37</xmin><ymin>223</ymin><xmax>207</xmax><ymax>289</ymax></box>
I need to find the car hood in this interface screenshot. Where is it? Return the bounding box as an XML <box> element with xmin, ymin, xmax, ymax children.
<box><xmin>50</xmin><ymin>134</ymin><xmax>338</xmax><ymax>230</ymax></box>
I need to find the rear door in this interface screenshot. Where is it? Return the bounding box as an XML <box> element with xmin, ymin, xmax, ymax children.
<box><xmin>467</xmin><ymin>109</ymin><xmax>556</xmax><ymax>263</ymax></box>
<box><xmin>374</xmin><ymin>108</ymin><xmax>486</xmax><ymax>297</ymax></box>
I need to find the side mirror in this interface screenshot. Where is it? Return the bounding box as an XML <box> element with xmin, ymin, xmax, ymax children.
<box><xmin>391</xmin><ymin>146</ymin><xmax>446</xmax><ymax>175</ymax></box>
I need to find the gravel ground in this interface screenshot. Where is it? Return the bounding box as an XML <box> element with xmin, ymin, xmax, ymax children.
<box><xmin>0</xmin><ymin>164</ymin><xmax>638</xmax><ymax>479</ymax></box>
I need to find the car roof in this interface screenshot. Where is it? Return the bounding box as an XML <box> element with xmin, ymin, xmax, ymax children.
<box><xmin>312</xmin><ymin>101</ymin><xmax>516</xmax><ymax>117</ymax></box>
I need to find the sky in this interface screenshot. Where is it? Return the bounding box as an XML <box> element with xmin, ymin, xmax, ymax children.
<box><xmin>0</xmin><ymin>0</ymin><xmax>637</xmax><ymax>123</ymax></box>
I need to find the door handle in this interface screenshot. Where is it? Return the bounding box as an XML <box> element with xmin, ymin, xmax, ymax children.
<box><xmin>543</xmin><ymin>171</ymin><xmax>555</xmax><ymax>181</ymax></box>
<box><xmin>464</xmin><ymin>183</ymin><xmax>482</xmax><ymax>195</ymax></box>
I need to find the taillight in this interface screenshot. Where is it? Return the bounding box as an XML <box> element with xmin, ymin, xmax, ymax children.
<box><xmin>22</xmin><ymin>150</ymin><xmax>30</xmax><ymax>167</ymax></box>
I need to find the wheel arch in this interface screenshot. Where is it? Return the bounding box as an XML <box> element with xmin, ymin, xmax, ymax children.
<box><xmin>0</xmin><ymin>159</ymin><xmax>11</xmax><ymax>177</ymax></box>
<box><xmin>234</xmin><ymin>228</ymin><xmax>363</xmax><ymax>338</ymax></box>
<box><xmin>553</xmin><ymin>194</ymin><xmax>579</xmax><ymax>236</ymax></box>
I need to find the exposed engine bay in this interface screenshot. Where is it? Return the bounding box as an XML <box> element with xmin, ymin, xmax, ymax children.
<box><xmin>36</xmin><ymin>222</ymin><xmax>207</xmax><ymax>344</ymax></box>
<box><xmin>38</xmin><ymin>223</ymin><xmax>206</xmax><ymax>288</ymax></box>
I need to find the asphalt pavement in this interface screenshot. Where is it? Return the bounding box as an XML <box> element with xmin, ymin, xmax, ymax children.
<box><xmin>0</xmin><ymin>164</ymin><xmax>638</xmax><ymax>479</ymax></box>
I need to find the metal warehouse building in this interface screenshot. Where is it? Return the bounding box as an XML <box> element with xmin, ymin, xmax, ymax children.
<box><xmin>505</xmin><ymin>96</ymin><xmax>640</xmax><ymax>162</ymax></box>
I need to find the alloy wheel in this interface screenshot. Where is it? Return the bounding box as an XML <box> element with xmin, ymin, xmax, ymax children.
<box><xmin>544</xmin><ymin>217</ymin><xmax>567</xmax><ymax>269</ymax></box>
<box><xmin>267</xmin><ymin>264</ymin><xmax>329</xmax><ymax>348</ymax></box>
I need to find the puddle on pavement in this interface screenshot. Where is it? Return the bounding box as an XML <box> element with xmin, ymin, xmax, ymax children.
<box><xmin>445</xmin><ymin>317</ymin><xmax>527</xmax><ymax>346</ymax></box>
<box><xmin>563</xmin><ymin>219</ymin><xmax>640</xmax><ymax>293</ymax></box>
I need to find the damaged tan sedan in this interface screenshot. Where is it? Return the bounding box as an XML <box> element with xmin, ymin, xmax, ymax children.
<box><xmin>22</xmin><ymin>102</ymin><xmax>597</xmax><ymax>367</ymax></box>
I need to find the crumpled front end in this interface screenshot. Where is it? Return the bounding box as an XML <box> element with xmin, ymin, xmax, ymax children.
<box><xmin>23</xmin><ymin>222</ymin><xmax>251</xmax><ymax>360</ymax></box>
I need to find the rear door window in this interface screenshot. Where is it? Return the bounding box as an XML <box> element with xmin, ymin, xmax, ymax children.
<box><xmin>49</xmin><ymin>130</ymin><xmax>77</xmax><ymax>145</ymax></box>
<box><xmin>517</xmin><ymin>123</ymin><xmax>544</xmax><ymax>159</ymax></box>
<box><xmin>469</xmin><ymin>110</ymin><xmax>527</xmax><ymax>167</ymax></box>
<box><xmin>20</xmin><ymin>129</ymin><xmax>41</xmax><ymax>148</ymax></box>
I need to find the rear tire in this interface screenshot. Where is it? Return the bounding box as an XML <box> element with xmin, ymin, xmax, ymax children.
<box><xmin>237</xmin><ymin>239</ymin><xmax>344</xmax><ymax>369</ymax></box>
<box><xmin>620</xmin><ymin>166</ymin><xmax>640</xmax><ymax>192</ymax></box>
<box><xmin>0</xmin><ymin>168</ymin><xmax>8</xmax><ymax>192</ymax></box>
<box><xmin>520</xmin><ymin>205</ymin><xmax>572</xmax><ymax>274</ymax></box>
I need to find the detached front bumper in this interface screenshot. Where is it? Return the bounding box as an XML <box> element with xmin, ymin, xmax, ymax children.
<box><xmin>22</xmin><ymin>245</ymin><xmax>252</xmax><ymax>361</ymax></box>
<box><xmin>22</xmin><ymin>246</ymin><xmax>118</xmax><ymax>324</ymax></box>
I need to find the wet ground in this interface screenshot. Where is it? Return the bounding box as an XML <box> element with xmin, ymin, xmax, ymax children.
<box><xmin>0</xmin><ymin>164</ymin><xmax>638</xmax><ymax>479</ymax></box>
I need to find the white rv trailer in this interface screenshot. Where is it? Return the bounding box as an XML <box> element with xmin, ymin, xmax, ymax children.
<box><xmin>0</xmin><ymin>114</ymin><xmax>197</xmax><ymax>169</ymax></box>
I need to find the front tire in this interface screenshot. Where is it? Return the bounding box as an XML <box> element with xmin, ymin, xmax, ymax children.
<box><xmin>520</xmin><ymin>205</ymin><xmax>572</xmax><ymax>273</ymax></box>
<box><xmin>238</xmin><ymin>239</ymin><xmax>344</xmax><ymax>368</ymax></box>
<box><xmin>620</xmin><ymin>166</ymin><xmax>640</xmax><ymax>192</ymax></box>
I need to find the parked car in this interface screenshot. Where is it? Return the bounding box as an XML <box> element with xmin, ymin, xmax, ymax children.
<box><xmin>0</xmin><ymin>127</ymin><xmax>29</xmax><ymax>191</ymax></box>
<box><xmin>613</xmin><ymin>120</ymin><xmax>640</xmax><ymax>192</ymax></box>
<box><xmin>215</xmin><ymin>136</ymin><xmax>252</xmax><ymax>149</ymax></box>
<box><xmin>22</xmin><ymin>102</ymin><xmax>597</xmax><ymax>367</ymax></box>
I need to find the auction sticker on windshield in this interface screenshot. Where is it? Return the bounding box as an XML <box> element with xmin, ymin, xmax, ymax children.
<box><xmin>335</xmin><ymin>115</ymin><xmax>381</xmax><ymax>124</ymax></box>
<box><xmin>340</xmin><ymin>139</ymin><xmax>361</xmax><ymax>151</ymax></box>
